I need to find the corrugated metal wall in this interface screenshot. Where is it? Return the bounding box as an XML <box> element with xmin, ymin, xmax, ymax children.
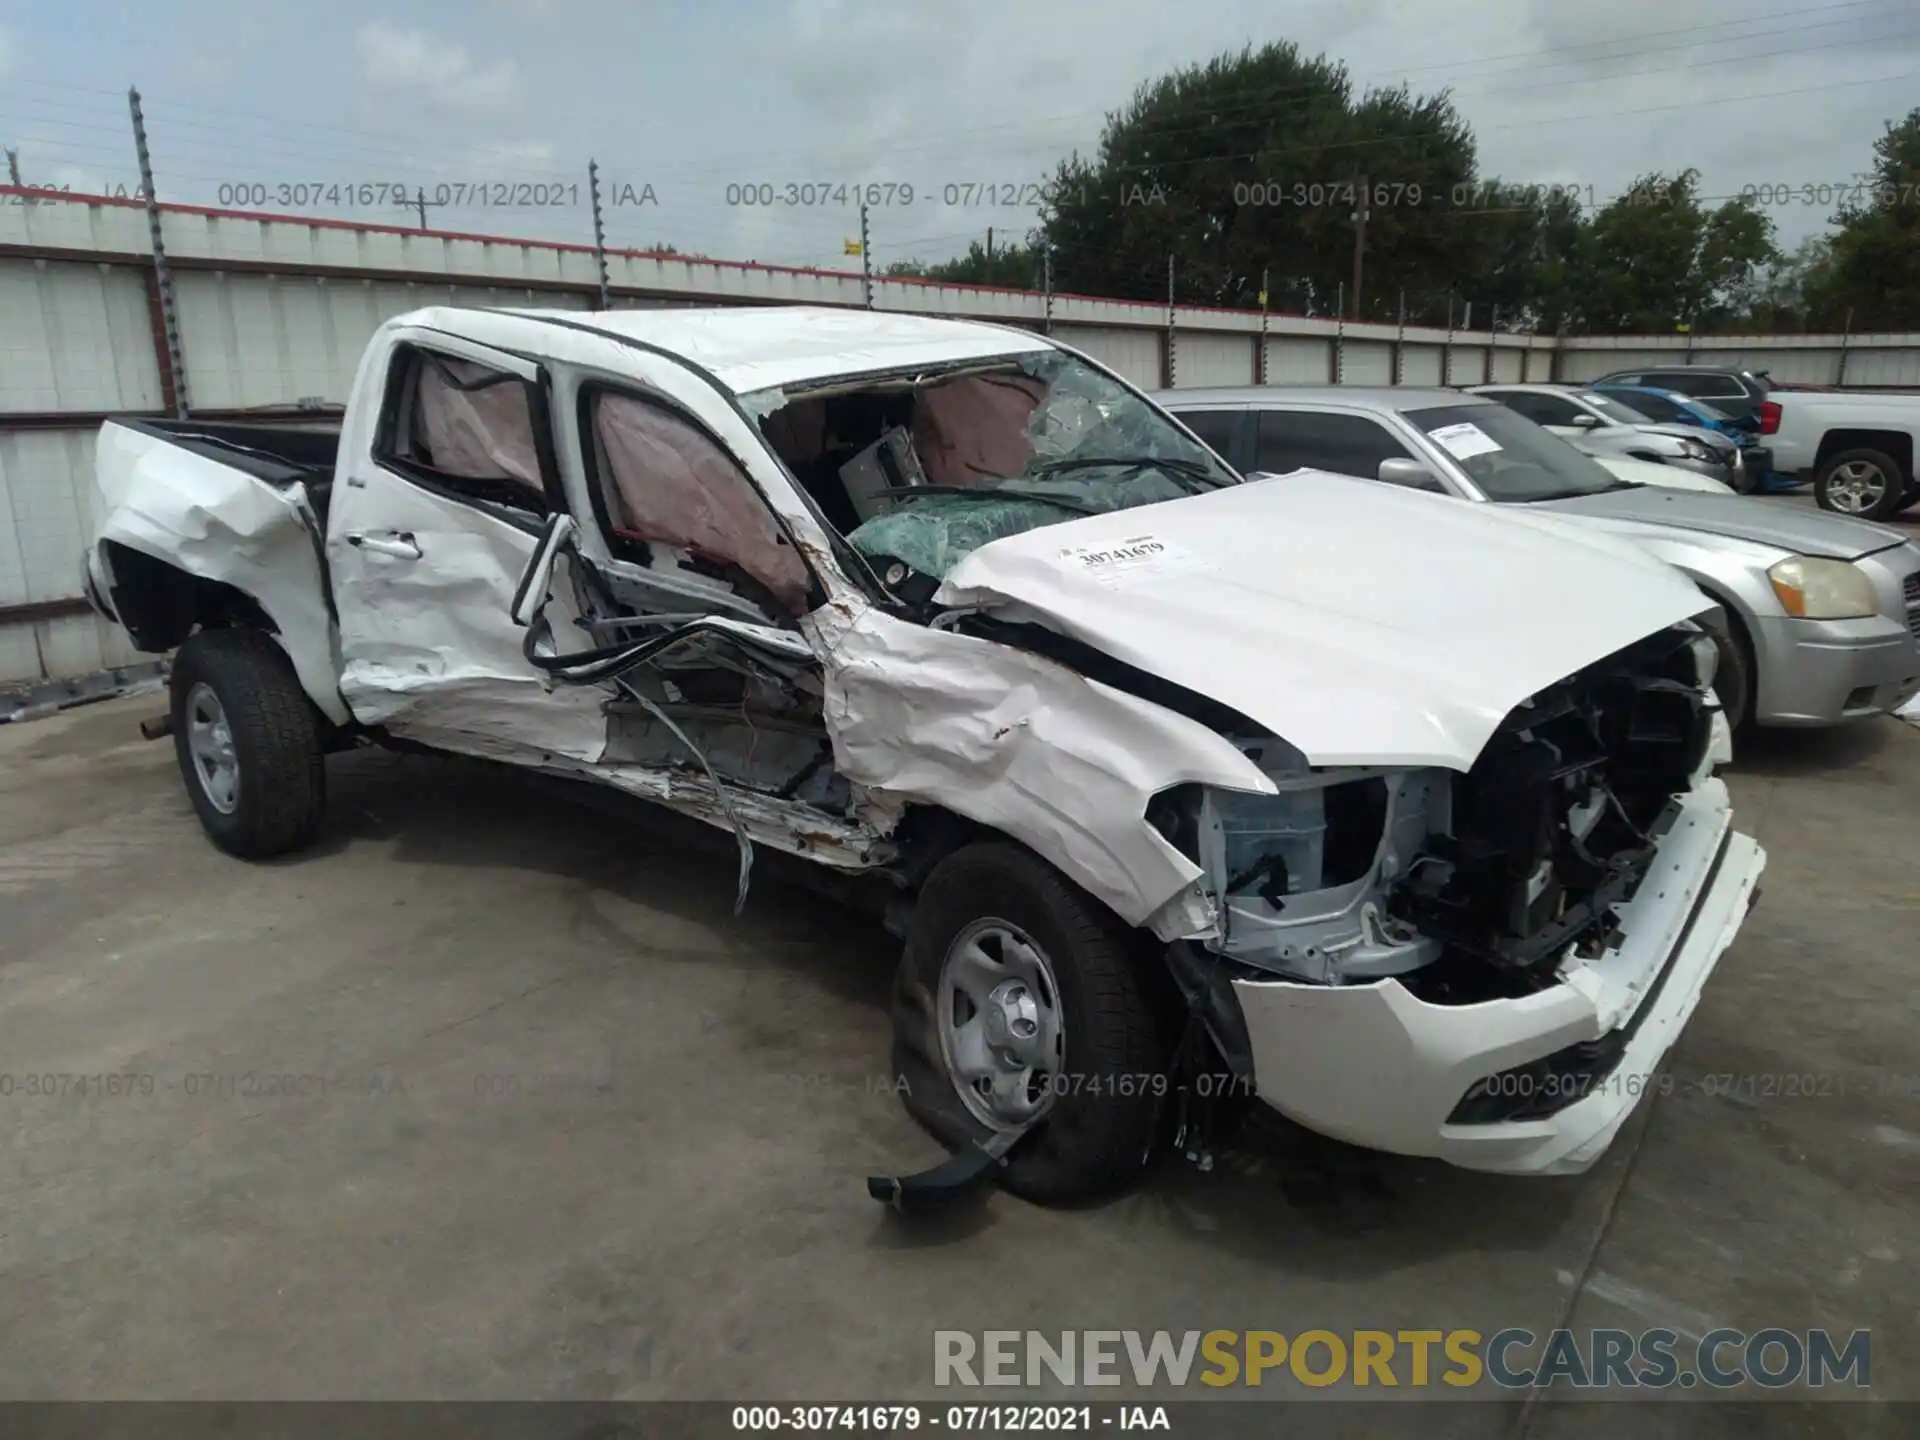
<box><xmin>1265</xmin><ymin>336</ymin><xmax>1330</xmax><ymax>383</ymax></box>
<box><xmin>1173</xmin><ymin>332</ymin><xmax>1255</xmax><ymax>388</ymax></box>
<box><xmin>1555</xmin><ymin>348</ymin><xmax>1673</xmax><ymax>381</ymax></box>
<box><xmin>1</xmin><ymin>261</ymin><xmax>163</xmax><ymax>410</ymax></box>
<box><xmin>1845</xmin><ymin>348</ymin><xmax>1920</xmax><ymax>387</ymax></box>
<box><xmin>1400</xmin><ymin>347</ymin><xmax>1444</xmax><ymax>386</ymax></box>
<box><xmin>1342</xmin><ymin>341</ymin><xmax>1394</xmax><ymax>385</ymax></box>
<box><xmin>1052</xmin><ymin>325</ymin><xmax>1164</xmax><ymax>389</ymax></box>
<box><xmin>0</xmin><ymin>428</ymin><xmax>144</xmax><ymax>680</ymax></box>
<box><xmin>1447</xmin><ymin>346</ymin><xmax>1487</xmax><ymax>386</ymax></box>
<box><xmin>173</xmin><ymin>271</ymin><xmax>595</xmax><ymax>409</ymax></box>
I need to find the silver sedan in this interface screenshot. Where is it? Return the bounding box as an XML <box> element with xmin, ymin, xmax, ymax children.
<box><xmin>1156</xmin><ymin>386</ymin><xmax>1920</xmax><ymax>734</ymax></box>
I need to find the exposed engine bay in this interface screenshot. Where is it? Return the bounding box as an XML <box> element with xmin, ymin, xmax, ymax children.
<box><xmin>1147</xmin><ymin>625</ymin><xmax>1720</xmax><ymax>999</ymax></box>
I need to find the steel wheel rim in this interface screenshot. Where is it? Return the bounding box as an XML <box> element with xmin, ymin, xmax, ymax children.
<box><xmin>935</xmin><ymin>918</ymin><xmax>1064</xmax><ymax>1130</ymax></box>
<box><xmin>1828</xmin><ymin>460</ymin><xmax>1888</xmax><ymax>513</ymax></box>
<box><xmin>185</xmin><ymin>682</ymin><xmax>240</xmax><ymax>815</ymax></box>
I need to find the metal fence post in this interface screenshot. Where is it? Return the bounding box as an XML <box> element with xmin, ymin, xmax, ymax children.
<box><xmin>1442</xmin><ymin>293</ymin><xmax>1456</xmax><ymax>388</ymax></box>
<box><xmin>1333</xmin><ymin>282</ymin><xmax>1346</xmax><ymax>383</ymax></box>
<box><xmin>860</xmin><ymin>204</ymin><xmax>873</xmax><ymax>309</ymax></box>
<box><xmin>1042</xmin><ymin>243</ymin><xmax>1054</xmax><ymax>335</ymax></box>
<box><xmin>1392</xmin><ymin>290</ymin><xmax>1406</xmax><ymax>385</ymax></box>
<box><xmin>1164</xmin><ymin>253</ymin><xmax>1177</xmax><ymax>388</ymax></box>
<box><xmin>128</xmin><ymin>88</ymin><xmax>189</xmax><ymax>419</ymax></box>
<box><xmin>1256</xmin><ymin>267</ymin><xmax>1270</xmax><ymax>385</ymax></box>
<box><xmin>588</xmin><ymin>159</ymin><xmax>612</xmax><ymax>310</ymax></box>
<box><xmin>1837</xmin><ymin>307</ymin><xmax>1853</xmax><ymax>387</ymax></box>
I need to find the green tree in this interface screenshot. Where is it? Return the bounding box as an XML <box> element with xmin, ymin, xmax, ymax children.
<box><xmin>1034</xmin><ymin>43</ymin><xmax>1481</xmax><ymax>315</ymax></box>
<box><xmin>884</xmin><ymin>237</ymin><xmax>1043</xmax><ymax>289</ymax></box>
<box><xmin>1806</xmin><ymin>108</ymin><xmax>1920</xmax><ymax>329</ymax></box>
<box><xmin>1560</xmin><ymin>171</ymin><xmax>1775</xmax><ymax>334</ymax></box>
<box><xmin>1727</xmin><ymin>236</ymin><xmax>1838</xmax><ymax>331</ymax></box>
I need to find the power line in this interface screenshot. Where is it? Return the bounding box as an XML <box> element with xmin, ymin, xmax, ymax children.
<box><xmin>1</xmin><ymin>1</ymin><xmax>1897</xmax><ymax>188</ymax></box>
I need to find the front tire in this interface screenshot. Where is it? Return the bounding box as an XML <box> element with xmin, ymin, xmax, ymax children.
<box><xmin>1698</xmin><ymin>607</ymin><xmax>1755</xmax><ymax>742</ymax></box>
<box><xmin>1815</xmin><ymin>448</ymin><xmax>1908</xmax><ymax>519</ymax></box>
<box><xmin>891</xmin><ymin>842</ymin><xmax>1170</xmax><ymax>1205</ymax></box>
<box><xmin>170</xmin><ymin>629</ymin><xmax>326</xmax><ymax>858</ymax></box>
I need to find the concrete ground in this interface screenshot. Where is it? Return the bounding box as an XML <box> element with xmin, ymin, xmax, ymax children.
<box><xmin>0</xmin><ymin>593</ymin><xmax>1915</xmax><ymax>1428</ymax></box>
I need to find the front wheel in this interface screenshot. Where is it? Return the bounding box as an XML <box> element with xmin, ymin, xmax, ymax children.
<box><xmin>170</xmin><ymin>628</ymin><xmax>327</xmax><ymax>858</ymax></box>
<box><xmin>891</xmin><ymin>842</ymin><xmax>1170</xmax><ymax>1205</ymax></box>
<box><xmin>1815</xmin><ymin>448</ymin><xmax>1908</xmax><ymax>520</ymax></box>
<box><xmin>1697</xmin><ymin>607</ymin><xmax>1754</xmax><ymax>742</ymax></box>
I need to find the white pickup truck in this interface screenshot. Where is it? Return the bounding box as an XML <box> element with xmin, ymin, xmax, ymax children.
<box><xmin>83</xmin><ymin>305</ymin><xmax>1764</xmax><ymax>1204</ymax></box>
<box><xmin>1767</xmin><ymin>389</ymin><xmax>1920</xmax><ymax>520</ymax></box>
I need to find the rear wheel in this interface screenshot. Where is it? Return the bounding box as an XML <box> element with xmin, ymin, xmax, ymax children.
<box><xmin>170</xmin><ymin>629</ymin><xmax>327</xmax><ymax>858</ymax></box>
<box><xmin>891</xmin><ymin>842</ymin><xmax>1170</xmax><ymax>1205</ymax></box>
<box><xmin>1815</xmin><ymin>448</ymin><xmax>1907</xmax><ymax>520</ymax></box>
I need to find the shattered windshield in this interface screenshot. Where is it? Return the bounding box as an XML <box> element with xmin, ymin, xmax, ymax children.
<box><xmin>755</xmin><ymin>350</ymin><xmax>1236</xmax><ymax>582</ymax></box>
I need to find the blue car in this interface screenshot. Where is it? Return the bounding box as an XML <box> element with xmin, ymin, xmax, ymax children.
<box><xmin>1590</xmin><ymin>384</ymin><xmax>1801</xmax><ymax>493</ymax></box>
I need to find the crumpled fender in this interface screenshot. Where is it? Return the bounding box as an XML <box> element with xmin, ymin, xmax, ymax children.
<box><xmin>804</xmin><ymin>596</ymin><xmax>1276</xmax><ymax>938</ymax></box>
<box><xmin>94</xmin><ymin>422</ymin><xmax>347</xmax><ymax>723</ymax></box>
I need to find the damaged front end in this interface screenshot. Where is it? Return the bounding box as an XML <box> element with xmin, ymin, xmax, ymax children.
<box><xmin>1162</xmin><ymin>625</ymin><xmax>1720</xmax><ymax>992</ymax></box>
<box><xmin>1153</xmin><ymin>624</ymin><xmax>1761</xmax><ymax>1173</ymax></box>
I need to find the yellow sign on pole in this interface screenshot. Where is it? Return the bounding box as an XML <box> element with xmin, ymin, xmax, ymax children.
<box><xmin>844</xmin><ymin>239</ymin><xmax>863</xmax><ymax>257</ymax></box>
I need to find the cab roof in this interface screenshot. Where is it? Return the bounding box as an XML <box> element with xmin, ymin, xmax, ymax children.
<box><xmin>501</xmin><ymin>304</ymin><xmax>1054</xmax><ymax>395</ymax></box>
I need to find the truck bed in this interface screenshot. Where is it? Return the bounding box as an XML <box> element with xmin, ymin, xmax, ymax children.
<box><xmin>115</xmin><ymin>417</ymin><xmax>342</xmax><ymax>520</ymax></box>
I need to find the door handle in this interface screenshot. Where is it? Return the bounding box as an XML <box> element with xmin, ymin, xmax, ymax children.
<box><xmin>346</xmin><ymin>531</ymin><xmax>422</xmax><ymax>560</ymax></box>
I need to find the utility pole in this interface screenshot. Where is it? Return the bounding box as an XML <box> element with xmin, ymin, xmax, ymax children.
<box><xmin>588</xmin><ymin>159</ymin><xmax>612</xmax><ymax>310</ymax></box>
<box><xmin>1349</xmin><ymin>174</ymin><xmax>1369</xmax><ymax>321</ymax></box>
<box><xmin>408</xmin><ymin>187</ymin><xmax>449</xmax><ymax>231</ymax></box>
<box><xmin>1443</xmin><ymin>292</ymin><xmax>1456</xmax><ymax>388</ymax></box>
<box><xmin>986</xmin><ymin>226</ymin><xmax>993</xmax><ymax>261</ymax></box>
<box><xmin>859</xmin><ymin>203</ymin><xmax>873</xmax><ymax>309</ymax></box>
<box><xmin>1837</xmin><ymin>307</ymin><xmax>1854</xmax><ymax>387</ymax></box>
<box><xmin>128</xmin><ymin>88</ymin><xmax>189</xmax><ymax>419</ymax></box>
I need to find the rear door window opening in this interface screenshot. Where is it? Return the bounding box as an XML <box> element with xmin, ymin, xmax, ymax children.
<box><xmin>375</xmin><ymin>345</ymin><xmax>557</xmax><ymax>515</ymax></box>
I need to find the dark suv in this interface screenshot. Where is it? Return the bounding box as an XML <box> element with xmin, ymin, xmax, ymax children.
<box><xmin>1585</xmin><ymin>366</ymin><xmax>1772</xmax><ymax>423</ymax></box>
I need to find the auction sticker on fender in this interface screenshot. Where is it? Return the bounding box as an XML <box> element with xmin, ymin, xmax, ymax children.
<box><xmin>1055</xmin><ymin>535</ymin><xmax>1200</xmax><ymax>587</ymax></box>
<box><xmin>1428</xmin><ymin>421</ymin><xmax>1503</xmax><ymax>461</ymax></box>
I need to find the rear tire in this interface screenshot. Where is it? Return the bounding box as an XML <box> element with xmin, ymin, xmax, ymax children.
<box><xmin>170</xmin><ymin>629</ymin><xmax>326</xmax><ymax>858</ymax></box>
<box><xmin>1814</xmin><ymin>448</ymin><xmax>1908</xmax><ymax>520</ymax></box>
<box><xmin>891</xmin><ymin>842</ymin><xmax>1170</xmax><ymax>1205</ymax></box>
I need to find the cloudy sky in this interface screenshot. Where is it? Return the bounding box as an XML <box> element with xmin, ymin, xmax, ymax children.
<box><xmin>2</xmin><ymin>0</ymin><xmax>1915</xmax><ymax>270</ymax></box>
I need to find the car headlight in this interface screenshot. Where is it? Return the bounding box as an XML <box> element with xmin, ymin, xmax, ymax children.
<box><xmin>1767</xmin><ymin>556</ymin><xmax>1878</xmax><ymax>619</ymax></box>
<box><xmin>1677</xmin><ymin>438</ymin><xmax>1716</xmax><ymax>461</ymax></box>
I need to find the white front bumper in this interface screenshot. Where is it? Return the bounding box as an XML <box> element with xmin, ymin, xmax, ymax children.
<box><xmin>1230</xmin><ymin>778</ymin><xmax>1765</xmax><ymax>1175</ymax></box>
